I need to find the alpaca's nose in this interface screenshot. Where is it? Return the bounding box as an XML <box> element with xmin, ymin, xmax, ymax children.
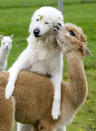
<box><xmin>33</xmin><ymin>28</ymin><xmax>40</xmax><ymax>37</ymax></box>
<box><xmin>6</xmin><ymin>45</ymin><xmax>9</xmax><ymax>49</ymax></box>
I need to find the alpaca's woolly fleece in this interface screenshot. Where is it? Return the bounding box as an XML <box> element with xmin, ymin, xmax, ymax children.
<box><xmin>0</xmin><ymin>76</ymin><xmax>15</xmax><ymax>131</ymax></box>
<box><xmin>0</xmin><ymin>71</ymin><xmax>65</xmax><ymax>131</ymax></box>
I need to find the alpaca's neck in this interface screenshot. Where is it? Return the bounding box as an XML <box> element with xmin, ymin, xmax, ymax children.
<box><xmin>65</xmin><ymin>50</ymin><xmax>88</xmax><ymax>107</ymax></box>
<box><xmin>0</xmin><ymin>47</ymin><xmax>9</xmax><ymax>64</ymax></box>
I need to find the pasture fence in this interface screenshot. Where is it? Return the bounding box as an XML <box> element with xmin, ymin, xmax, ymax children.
<box><xmin>0</xmin><ymin>0</ymin><xmax>96</xmax><ymax>8</ymax></box>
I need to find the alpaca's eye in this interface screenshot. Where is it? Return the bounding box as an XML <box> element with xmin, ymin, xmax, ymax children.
<box><xmin>45</xmin><ymin>22</ymin><xmax>49</xmax><ymax>24</ymax></box>
<box><xmin>69</xmin><ymin>30</ymin><xmax>76</xmax><ymax>37</ymax></box>
<box><xmin>36</xmin><ymin>19</ymin><xmax>39</xmax><ymax>21</ymax></box>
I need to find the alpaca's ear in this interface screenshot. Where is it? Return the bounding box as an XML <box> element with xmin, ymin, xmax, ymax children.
<box><xmin>85</xmin><ymin>47</ymin><xmax>91</xmax><ymax>56</ymax></box>
<box><xmin>0</xmin><ymin>35</ymin><xmax>3</xmax><ymax>40</ymax></box>
<box><xmin>10</xmin><ymin>34</ymin><xmax>14</xmax><ymax>39</ymax></box>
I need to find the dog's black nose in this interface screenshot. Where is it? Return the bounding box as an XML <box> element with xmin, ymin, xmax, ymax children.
<box><xmin>33</xmin><ymin>28</ymin><xmax>40</xmax><ymax>37</ymax></box>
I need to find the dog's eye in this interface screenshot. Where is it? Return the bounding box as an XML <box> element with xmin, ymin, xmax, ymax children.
<box><xmin>36</xmin><ymin>19</ymin><xmax>39</xmax><ymax>22</ymax></box>
<box><xmin>45</xmin><ymin>22</ymin><xmax>49</xmax><ymax>24</ymax></box>
<box><xmin>69</xmin><ymin>30</ymin><xmax>76</xmax><ymax>37</ymax></box>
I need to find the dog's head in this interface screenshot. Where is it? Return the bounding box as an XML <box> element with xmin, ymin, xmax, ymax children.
<box><xmin>29</xmin><ymin>6</ymin><xmax>64</xmax><ymax>38</ymax></box>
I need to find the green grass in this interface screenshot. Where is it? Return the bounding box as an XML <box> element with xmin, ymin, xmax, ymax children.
<box><xmin>0</xmin><ymin>0</ymin><xmax>84</xmax><ymax>8</ymax></box>
<box><xmin>0</xmin><ymin>1</ymin><xmax>96</xmax><ymax>131</ymax></box>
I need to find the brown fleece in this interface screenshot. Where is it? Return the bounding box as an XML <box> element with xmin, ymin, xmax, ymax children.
<box><xmin>0</xmin><ymin>84</ymin><xmax>15</xmax><ymax>131</ymax></box>
<box><xmin>0</xmin><ymin>23</ymin><xmax>89</xmax><ymax>131</ymax></box>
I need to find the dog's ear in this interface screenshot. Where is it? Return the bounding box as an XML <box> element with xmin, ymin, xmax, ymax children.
<box><xmin>0</xmin><ymin>35</ymin><xmax>3</xmax><ymax>40</ymax></box>
<box><xmin>85</xmin><ymin>47</ymin><xmax>91</xmax><ymax>56</ymax></box>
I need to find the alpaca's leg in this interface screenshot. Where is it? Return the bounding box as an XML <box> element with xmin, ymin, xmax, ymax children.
<box><xmin>0</xmin><ymin>95</ymin><xmax>15</xmax><ymax>131</ymax></box>
<box><xmin>17</xmin><ymin>122</ymin><xmax>33</xmax><ymax>131</ymax></box>
<box><xmin>56</xmin><ymin>126</ymin><xmax>66</xmax><ymax>131</ymax></box>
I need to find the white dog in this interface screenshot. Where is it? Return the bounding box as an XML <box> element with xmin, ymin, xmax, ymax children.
<box><xmin>5</xmin><ymin>7</ymin><xmax>64</xmax><ymax>121</ymax></box>
<box><xmin>0</xmin><ymin>35</ymin><xmax>13</xmax><ymax>71</ymax></box>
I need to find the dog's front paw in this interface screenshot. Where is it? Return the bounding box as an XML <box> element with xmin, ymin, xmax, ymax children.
<box><xmin>51</xmin><ymin>100</ymin><xmax>60</xmax><ymax>120</ymax></box>
<box><xmin>5</xmin><ymin>83</ymin><xmax>14</xmax><ymax>99</ymax></box>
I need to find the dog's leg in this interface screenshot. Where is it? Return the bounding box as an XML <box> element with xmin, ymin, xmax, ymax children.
<box><xmin>5</xmin><ymin>49</ymin><xmax>32</xmax><ymax>99</ymax></box>
<box><xmin>51</xmin><ymin>74</ymin><xmax>62</xmax><ymax>120</ymax></box>
<box><xmin>17</xmin><ymin>122</ymin><xmax>33</xmax><ymax>131</ymax></box>
<box><xmin>5</xmin><ymin>66</ymin><xmax>22</xmax><ymax>99</ymax></box>
<box><xmin>56</xmin><ymin>126</ymin><xmax>66</xmax><ymax>131</ymax></box>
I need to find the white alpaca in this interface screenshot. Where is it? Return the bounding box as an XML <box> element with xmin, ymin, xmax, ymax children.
<box><xmin>0</xmin><ymin>35</ymin><xmax>13</xmax><ymax>71</ymax></box>
<box><xmin>5</xmin><ymin>7</ymin><xmax>64</xmax><ymax>121</ymax></box>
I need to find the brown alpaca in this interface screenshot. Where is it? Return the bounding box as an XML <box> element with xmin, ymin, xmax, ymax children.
<box><xmin>0</xmin><ymin>23</ymin><xmax>90</xmax><ymax>131</ymax></box>
<box><xmin>35</xmin><ymin>23</ymin><xmax>91</xmax><ymax>131</ymax></box>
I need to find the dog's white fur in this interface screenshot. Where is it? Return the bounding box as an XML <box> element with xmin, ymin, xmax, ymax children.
<box><xmin>0</xmin><ymin>35</ymin><xmax>13</xmax><ymax>71</ymax></box>
<box><xmin>5</xmin><ymin>6</ymin><xmax>64</xmax><ymax>123</ymax></box>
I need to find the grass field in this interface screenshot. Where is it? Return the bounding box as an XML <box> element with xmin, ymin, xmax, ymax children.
<box><xmin>0</xmin><ymin>1</ymin><xmax>96</xmax><ymax>131</ymax></box>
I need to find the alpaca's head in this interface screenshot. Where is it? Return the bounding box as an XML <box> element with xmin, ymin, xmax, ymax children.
<box><xmin>0</xmin><ymin>35</ymin><xmax>14</xmax><ymax>51</ymax></box>
<box><xmin>56</xmin><ymin>23</ymin><xmax>91</xmax><ymax>56</ymax></box>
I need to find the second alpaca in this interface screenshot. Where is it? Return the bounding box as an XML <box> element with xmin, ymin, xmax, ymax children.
<box><xmin>0</xmin><ymin>35</ymin><xmax>13</xmax><ymax>71</ymax></box>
